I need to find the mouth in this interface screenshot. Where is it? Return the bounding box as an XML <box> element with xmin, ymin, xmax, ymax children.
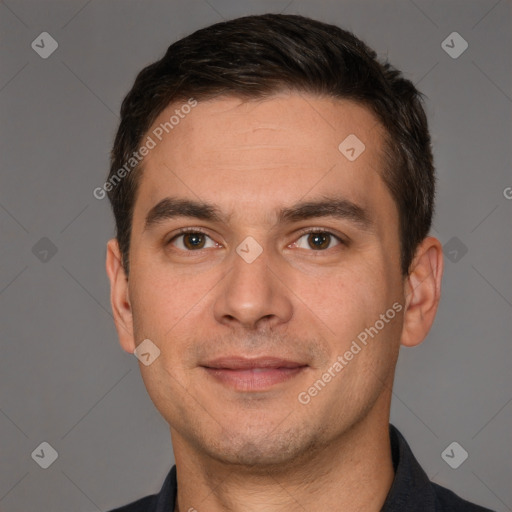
<box><xmin>200</xmin><ymin>357</ymin><xmax>308</xmax><ymax>392</ymax></box>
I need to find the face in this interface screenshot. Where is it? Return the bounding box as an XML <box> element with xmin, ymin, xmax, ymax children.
<box><xmin>110</xmin><ymin>92</ymin><xmax>410</xmax><ymax>467</ymax></box>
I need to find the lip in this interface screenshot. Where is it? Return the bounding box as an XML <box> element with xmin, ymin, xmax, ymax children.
<box><xmin>201</xmin><ymin>357</ymin><xmax>308</xmax><ymax>392</ymax></box>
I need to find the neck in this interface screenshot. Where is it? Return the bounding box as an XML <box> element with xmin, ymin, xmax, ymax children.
<box><xmin>172</xmin><ymin>407</ymin><xmax>395</xmax><ymax>512</ymax></box>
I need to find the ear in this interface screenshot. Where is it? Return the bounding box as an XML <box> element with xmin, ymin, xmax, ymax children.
<box><xmin>106</xmin><ymin>238</ymin><xmax>136</xmax><ymax>353</ymax></box>
<box><xmin>401</xmin><ymin>236</ymin><xmax>444</xmax><ymax>347</ymax></box>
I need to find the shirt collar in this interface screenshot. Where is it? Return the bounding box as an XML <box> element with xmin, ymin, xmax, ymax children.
<box><xmin>153</xmin><ymin>464</ymin><xmax>176</xmax><ymax>512</ymax></box>
<box><xmin>381</xmin><ymin>424</ymin><xmax>438</xmax><ymax>511</ymax></box>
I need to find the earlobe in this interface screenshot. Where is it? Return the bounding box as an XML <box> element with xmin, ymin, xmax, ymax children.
<box><xmin>105</xmin><ymin>238</ymin><xmax>136</xmax><ymax>353</ymax></box>
<box><xmin>400</xmin><ymin>236</ymin><xmax>444</xmax><ymax>348</ymax></box>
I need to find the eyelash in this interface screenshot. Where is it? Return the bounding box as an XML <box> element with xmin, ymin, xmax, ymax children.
<box><xmin>167</xmin><ymin>227</ymin><xmax>347</xmax><ymax>251</ymax></box>
<box><xmin>292</xmin><ymin>227</ymin><xmax>347</xmax><ymax>250</ymax></box>
<box><xmin>167</xmin><ymin>227</ymin><xmax>218</xmax><ymax>250</ymax></box>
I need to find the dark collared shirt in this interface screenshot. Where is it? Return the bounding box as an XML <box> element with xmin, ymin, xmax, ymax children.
<box><xmin>109</xmin><ymin>424</ymin><xmax>495</xmax><ymax>511</ymax></box>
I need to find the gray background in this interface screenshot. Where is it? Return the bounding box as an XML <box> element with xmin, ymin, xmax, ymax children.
<box><xmin>0</xmin><ymin>0</ymin><xmax>510</xmax><ymax>510</ymax></box>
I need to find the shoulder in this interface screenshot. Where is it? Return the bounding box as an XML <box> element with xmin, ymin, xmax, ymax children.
<box><xmin>107</xmin><ymin>493</ymin><xmax>158</xmax><ymax>511</ymax></box>
<box><xmin>432</xmin><ymin>482</ymin><xmax>496</xmax><ymax>512</ymax></box>
<box><xmin>387</xmin><ymin>424</ymin><xmax>495</xmax><ymax>512</ymax></box>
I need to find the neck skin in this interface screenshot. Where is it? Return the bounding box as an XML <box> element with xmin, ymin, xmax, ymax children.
<box><xmin>171</xmin><ymin>394</ymin><xmax>395</xmax><ymax>512</ymax></box>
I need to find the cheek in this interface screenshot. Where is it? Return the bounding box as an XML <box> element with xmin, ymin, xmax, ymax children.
<box><xmin>128</xmin><ymin>257</ymin><xmax>226</xmax><ymax>369</ymax></box>
<box><xmin>289</xmin><ymin>257</ymin><xmax>390</xmax><ymax>344</ymax></box>
<box><xmin>128</xmin><ymin>262</ymin><xmax>199</xmax><ymax>342</ymax></box>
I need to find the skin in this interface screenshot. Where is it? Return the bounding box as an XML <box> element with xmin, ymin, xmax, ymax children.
<box><xmin>106</xmin><ymin>92</ymin><xmax>443</xmax><ymax>512</ymax></box>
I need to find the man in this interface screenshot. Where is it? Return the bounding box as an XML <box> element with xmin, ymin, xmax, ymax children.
<box><xmin>104</xmin><ymin>13</ymin><xmax>494</xmax><ymax>512</ymax></box>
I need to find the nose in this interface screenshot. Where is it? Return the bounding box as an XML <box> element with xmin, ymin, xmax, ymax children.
<box><xmin>213</xmin><ymin>243</ymin><xmax>293</xmax><ymax>330</ymax></box>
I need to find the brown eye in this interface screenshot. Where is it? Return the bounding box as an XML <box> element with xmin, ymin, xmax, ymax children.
<box><xmin>169</xmin><ymin>231</ymin><xmax>217</xmax><ymax>251</ymax></box>
<box><xmin>292</xmin><ymin>231</ymin><xmax>342</xmax><ymax>251</ymax></box>
<box><xmin>307</xmin><ymin>232</ymin><xmax>331</xmax><ymax>250</ymax></box>
<box><xmin>183</xmin><ymin>233</ymin><xmax>206</xmax><ymax>250</ymax></box>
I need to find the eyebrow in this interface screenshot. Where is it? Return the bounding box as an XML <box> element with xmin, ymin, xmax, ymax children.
<box><xmin>144</xmin><ymin>195</ymin><xmax>373</xmax><ymax>231</ymax></box>
<box><xmin>144</xmin><ymin>197</ymin><xmax>224</xmax><ymax>230</ymax></box>
<box><xmin>278</xmin><ymin>197</ymin><xmax>373</xmax><ymax>230</ymax></box>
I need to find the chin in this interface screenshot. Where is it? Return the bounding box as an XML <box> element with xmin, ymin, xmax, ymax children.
<box><xmin>200</xmin><ymin>424</ymin><xmax>322</xmax><ymax>471</ymax></box>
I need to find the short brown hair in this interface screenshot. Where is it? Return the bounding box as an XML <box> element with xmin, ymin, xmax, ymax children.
<box><xmin>107</xmin><ymin>13</ymin><xmax>435</xmax><ymax>275</ymax></box>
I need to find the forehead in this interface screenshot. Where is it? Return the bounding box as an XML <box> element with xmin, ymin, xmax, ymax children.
<box><xmin>133</xmin><ymin>92</ymin><xmax>394</xmax><ymax>226</ymax></box>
